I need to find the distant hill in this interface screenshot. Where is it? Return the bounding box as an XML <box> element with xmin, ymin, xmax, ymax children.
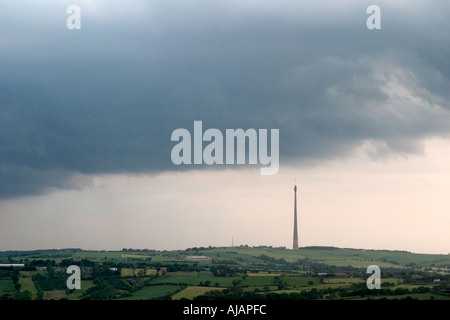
<box><xmin>1</xmin><ymin>245</ymin><xmax>448</xmax><ymax>301</ymax></box>
<box><xmin>0</xmin><ymin>248</ymin><xmax>83</xmax><ymax>257</ymax></box>
<box><xmin>300</xmin><ymin>246</ymin><xmax>410</xmax><ymax>253</ymax></box>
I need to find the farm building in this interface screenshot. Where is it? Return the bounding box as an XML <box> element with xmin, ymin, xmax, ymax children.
<box><xmin>0</xmin><ymin>264</ymin><xmax>24</xmax><ymax>268</ymax></box>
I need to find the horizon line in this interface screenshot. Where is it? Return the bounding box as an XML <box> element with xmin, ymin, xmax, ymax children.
<box><xmin>1</xmin><ymin>245</ymin><xmax>448</xmax><ymax>256</ymax></box>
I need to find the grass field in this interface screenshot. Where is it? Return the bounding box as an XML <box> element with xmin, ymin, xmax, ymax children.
<box><xmin>146</xmin><ymin>269</ymin><xmax>157</xmax><ymax>276</ymax></box>
<box><xmin>69</xmin><ymin>280</ymin><xmax>96</xmax><ymax>300</ymax></box>
<box><xmin>213</xmin><ymin>251</ymin><xmax>265</xmax><ymax>264</ymax></box>
<box><xmin>314</xmin><ymin>283</ymin><xmax>358</xmax><ymax>290</ymax></box>
<box><xmin>274</xmin><ymin>282</ymin><xmax>357</xmax><ymax>294</ymax></box>
<box><xmin>346</xmin><ymin>292</ymin><xmax>450</xmax><ymax>300</ymax></box>
<box><xmin>242</xmin><ymin>285</ymin><xmax>278</xmax><ymax>292</ymax></box>
<box><xmin>72</xmin><ymin>251</ymin><xmax>123</xmax><ymax>260</ymax></box>
<box><xmin>378</xmin><ymin>277</ymin><xmax>402</xmax><ymax>285</ymax></box>
<box><xmin>121</xmin><ymin>268</ymin><xmax>135</xmax><ymax>277</ymax></box>
<box><xmin>391</xmin><ymin>284</ymin><xmax>435</xmax><ymax>290</ymax></box>
<box><xmin>207</xmin><ymin>247</ymin><xmax>450</xmax><ymax>269</ymax></box>
<box><xmin>241</xmin><ymin>276</ymin><xmax>276</xmax><ymax>287</ymax></box>
<box><xmin>0</xmin><ymin>279</ymin><xmax>15</xmax><ymax>292</ymax></box>
<box><xmin>149</xmin><ymin>271</ymin><xmax>241</xmax><ymax>287</ymax></box>
<box><xmin>168</xmin><ymin>271</ymin><xmax>199</xmax><ymax>277</ymax></box>
<box><xmin>172</xmin><ymin>286</ymin><xmax>224</xmax><ymax>300</ymax></box>
<box><xmin>43</xmin><ymin>290</ymin><xmax>66</xmax><ymax>300</ymax></box>
<box><xmin>18</xmin><ymin>277</ymin><xmax>37</xmax><ymax>298</ymax></box>
<box><xmin>121</xmin><ymin>268</ymin><xmax>157</xmax><ymax>277</ymax></box>
<box><xmin>120</xmin><ymin>285</ymin><xmax>183</xmax><ymax>300</ymax></box>
<box><xmin>247</xmin><ymin>272</ymin><xmax>282</xmax><ymax>277</ymax></box>
<box><xmin>147</xmin><ymin>256</ymin><xmax>185</xmax><ymax>264</ymax></box>
<box><xmin>282</xmin><ymin>276</ymin><xmax>320</xmax><ymax>287</ymax></box>
<box><xmin>1</xmin><ymin>246</ymin><xmax>448</xmax><ymax>300</ymax></box>
<box><xmin>322</xmin><ymin>277</ymin><xmax>365</xmax><ymax>284</ymax></box>
<box><xmin>121</xmin><ymin>253</ymin><xmax>151</xmax><ymax>259</ymax></box>
<box><xmin>319</xmin><ymin>260</ymin><xmax>400</xmax><ymax>268</ymax></box>
<box><xmin>320</xmin><ymin>277</ymin><xmax>403</xmax><ymax>286</ymax></box>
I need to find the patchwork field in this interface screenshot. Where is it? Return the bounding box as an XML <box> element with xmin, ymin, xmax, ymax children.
<box><xmin>172</xmin><ymin>286</ymin><xmax>224</xmax><ymax>300</ymax></box>
<box><xmin>1</xmin><ymin>246</ymin><xmax>448</xmax><ymax>300</ymax></box>
<box><xmin>247</xmin><ymin>272</ymin><xmax>282</xmax><ymax>277</ymax></box>
<box><xmin>120</xmin><ymin>285</ymin><xmax>183</xmax><ymax>300</ymax></box>
<box><xmin>121</xmin><ymin>268</ymin><xmax>157</xmax><ymax>277</ymax></box>
<box><xmin>346</xmin><ymin>293</ymin><xmax>450</xmax><ymax>300</ymax></box>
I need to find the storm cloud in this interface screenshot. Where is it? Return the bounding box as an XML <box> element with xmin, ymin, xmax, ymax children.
<box><xmin>1</xmin><ymin>0</ymin><xmax>450</xmax><ymax>198</ymax></box>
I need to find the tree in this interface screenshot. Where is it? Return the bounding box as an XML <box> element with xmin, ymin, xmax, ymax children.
<box><xmin>47</xmin><ymin>261</ymin><xmax>55</xmax><ymax>277</ymax></box>
<box><xmin>232</xmin><ymin>279</ymin><xmax>241</xmax><ymax>286</ymax></box>
<box><xmin>137</xmin><ymin>269</ymin><xmax>145</xmax><ymax>277</ymax></box>
<box><xmin>14</xmin><ymin>290</ymin><xmax>32</xmax><ymax>300</ymax></box>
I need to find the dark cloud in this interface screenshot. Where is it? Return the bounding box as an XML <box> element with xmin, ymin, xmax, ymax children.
<box><xmin>1</xmin><ymin>0</ymin><xmax>450</xmax><ymax>198</ymax></box>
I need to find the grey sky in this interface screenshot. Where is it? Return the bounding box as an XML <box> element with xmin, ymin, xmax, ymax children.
<box><xmin>1</xmin><ymin>0</ymin><xmax>450</xmax><ymax>199</ymax></box>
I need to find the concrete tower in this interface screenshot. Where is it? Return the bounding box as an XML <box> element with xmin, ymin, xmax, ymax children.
<box><xmin>293</xmin><ymin>184</ymin><xmax>299</xmax><ymax>250</ymax></box>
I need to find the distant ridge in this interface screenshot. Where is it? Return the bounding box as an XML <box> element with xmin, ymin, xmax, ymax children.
<box><xmin>0</xmin><ymin>246</ymin><xmax>434</xmax><ymax>256</ymax></box>
<box><xmin>0</xmin><ymin>248</ymin><xmax>83</xmax><ymax>257</ymax></box>
<box><xmin>300</xmin><ymin>246</ymin><xmax>411</xmax><ymax>253</ymax></box>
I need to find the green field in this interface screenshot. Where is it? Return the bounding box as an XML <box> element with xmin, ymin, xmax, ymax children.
<box><xmin>0</xmin><ymin>279</ymin><xmax>15</xmax><ymax>292</ymax></box>
<box><xmin>322</xmin><ymin>277</ymin><xmax>365</xmax><ymax>284</ymax></box>
<box><xmin>172</xmin><ymin>286</ymin><xmax>224</xmax><ymax>300</ymax></box>
<box><xmin>147</xmin><ymin>256</ymin><xmax>185</xmax><ymax>264</ymax></box>
<box><xmin>247</xmin><ymin>272</ymin><xmax>282</xmax><ymax>277</ymax></box>
<box><xmin>146</xmin><ymin>269</ymin><xmax>157</xmax><ymax>276</ymax></box>
<box><xmin>1</xmin><ymin>246</ymin><xmax>449</xmax><ymax>300</ymax></box>
<box><xmin>242</xmin><ymin>285</ymin><xmax>278</xmax><ymax>292</ymax></box>
<box><xmin>72</xmin><ymin>251</ymin><xmax>123</xmax><ymax>260</ymax></box>
<box><xmin>63</xmin><ymin>280</ymin><xmax>96</xmax><ymax>300</ymax></box>
<box><xmin>43</xmin><ymin>290</ymin><xmax>66</xmax><ymax>300</ymax></box>
<box><xmin>121</xmin><ymin>253</ymin><xmax>151</xmax><ymax>259</ymax></box>
<box><xmin>149</xmin><ymin>271</ymin><xmax>241</xmax><ymax>287</ymax></box>
<box><xmin>207</xmin><ymin>247</ymin><xmax>450</xmax><ymax>269</ymax></box>
<box><xmin>282</xmin><ymin>276</ymin><xmax>320</xmax><ymax>287</ymax></box>
<box><xmin>121</xmin><ymin>268</ymin><xmax>135</xmax><ymax>277</ymax></box>
<box><xmin>120</xmin><ymin>285</ymin><xmax>183</xmax><ymax>300</ymax></box>
<box><xmin>391</xmin><ymin>284</ymin><xmax>435</xmax><ymax>290</ymax></box>
<box><xmin>29</xmin><ymin>246</ymin><xmax>448</xmax><ymax>270</ymax></box>
<box><xmin>241</xmin><ymin>275</ymin><xmax>319</xmax><ymax>288</ymax></box>
<box><xmin>18</xmin><ymin>277</ymin><xmax>37</xmax><ymax>298</ymax></box>
<box><xmin>168</xmin><ymin>271</ymin><xmax>199</xmax><ymax>277</ymax></box>
<box><xmin>319</xmin><ymin>260</ymin><xmax>400</xmax><ymax>268</ymax></box>
<box><xmin>346</xmin><ymin>293</ymin><xmax>450</xmax><ymax>300</ymax></box>
<box><xmin>241</xmin><ymin>276</ymin><xmax>277</xmax><ymax>287</ymax></box>
<box><xmin>121</xmin><ymin>268</ymin><xmax>157</xmax><ymax>277</ymax></box>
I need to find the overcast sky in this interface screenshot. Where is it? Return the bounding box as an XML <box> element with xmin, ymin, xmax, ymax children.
<box><xmin>1</xmin><ymin>0</ymin><xmax>449</xmax><ymax>254</ymax></box>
